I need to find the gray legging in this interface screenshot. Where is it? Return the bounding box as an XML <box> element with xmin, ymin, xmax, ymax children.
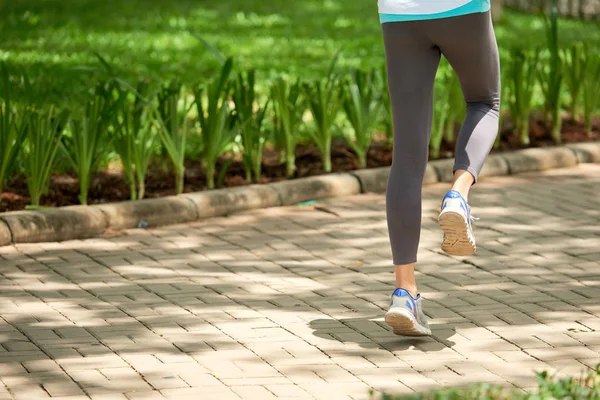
<box><xmin>383</xmin><ymin>11</ymin><xmax>500</xmax><ymax>265</ymax></box>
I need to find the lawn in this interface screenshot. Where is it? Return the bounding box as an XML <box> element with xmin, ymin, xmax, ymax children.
<box><xmin>1</xmin><ymin>0</ymin><xmax>600</xmax><ymax>104</ymax></box>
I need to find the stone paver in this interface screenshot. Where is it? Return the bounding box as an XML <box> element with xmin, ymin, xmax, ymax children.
<box><xmin>0</xmin><ymin>164</ymin><xmax>599</xmax><ymax>400</ymax></box>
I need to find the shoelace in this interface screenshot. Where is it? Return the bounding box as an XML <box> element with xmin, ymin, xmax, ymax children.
<box><xmin>470</xmin><ymin>215</ymin><xmax>480</xmax><ymax>222</ymax></box>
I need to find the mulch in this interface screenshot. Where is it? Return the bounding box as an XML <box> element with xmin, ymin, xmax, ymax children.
<box><xmin>1</xmin><ymin>116</ymin><xmax>598</xmax><ymax>212</ymax></box>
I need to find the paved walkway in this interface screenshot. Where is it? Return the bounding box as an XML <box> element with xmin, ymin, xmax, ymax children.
<box><xmin>0</xmin><ymin>165</ymin><xmax>599</xmax><ymax>400</ymax></box>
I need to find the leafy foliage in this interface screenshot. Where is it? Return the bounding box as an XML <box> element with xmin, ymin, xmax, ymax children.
<box><xmin>581</xmin><ymin>50</ymin><xmax>600</xmax><ymax>136</ymax></box>
<box><xmin>156</xmin><ymin>78</ymin><xmax>188</xmax><ymax>195</ymax></box>
<box><xmin>112</xmin><ymin>79</ymin><xmax>158</xmax><ymax>200</ymax></box>
<box><xmin>194</xmin><ymin>57</ymin><xmax>236</xmax><ymax>189</ymax></box>
<box><xmin>538</xmin><ymin>2</ymin><xmax>564</xmax><ymax>143</ymax></box>
<box><xmin>0</xmin><ymin>6</ymin><xmax>599</xmax><ymax>207</ymax></box>
<box><xmin>377</xmin><ymin>364</ymin><xmax>600</xmax><ymax>400</ymax></box>
<box><xmin>563</xmin><ymin>43</ymin><xmax>586</xmax><ymax>119</ymax></box>
<box><xmin>507</xmin><ymin>49</ymin><xmax>539</xmax><ymax>146</ymax></box>
<box><xmin>23</xmin><ymin>107</ymin><xmax>70</xmax><ymax>207</ymax></box>
<box><xmin>232</xmin><ymin>69</ymin><xmax>269</xmax><ymax>183</ymax></box>
<box><xmin>341</xmin><ymin>69</ymin><xmax>382</xmax><ymax>168</ymax></box>
<box><xmin>0</xmin><ymin>63</ymin><xmax>29</xmax><ymax>194</ymax></box>
<box><xmin>431</xmin><ymin>62</ymin><xmax>464</xmax><ymax>159</ymax></box>
<box><xmin>61</xmin><ymin>82</ymin><xmax>114</xmax><ymax>205</ymax></box>
<box><xmin>271</xmin><ymin>77</ymin><xmax>304</xmax><ymax>178</ymax></box>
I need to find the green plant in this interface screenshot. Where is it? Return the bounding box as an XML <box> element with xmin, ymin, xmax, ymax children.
<box><xmin>113</xmin><ymin>79</ymin><xmax>158</xmax><ymax>200</ymax></box>
<box><xmin>195</xmin><ymin>57</ymin><xmax>236</xmax><ymax>189</ymax></box>
<box><xmin>4</xmin><ymin>0</ymin><xmax>600</xmax><ymax>105</ymax></box>
<box><xmin>341</xmin><ymin>68</ymin><xmax>382</xmax><ymax>169</ymax></box>
<box><xmin>539</xmin><ymin>2</ymin><xmax>564</xmax><ymax>143</ymax></box>
<box><xmin>526</xmin><ymin>365</ymin><xmax>600</xmax><ymax>400</ymax></box>
<box><xmin>303</xmin><ymin>77</ymin><xmax>340</xmax><ymax>172</ymax></box>
<box><xmin>301</xmin><ymin>49</ymin><xmax>343</xmax><ymax>173</ymax></box>
<box><xmin>507</xmin><ymin>48</ymin><xmax>539</xmax><ymax>146</ymax></box>
<box><xmin>156</xmin><ymin>78</ymin><xmax>188</xmax><ymax>195</ymax></box>
<box><xmin>495</xmin><ymin>57</ymin><xmax>507</xmax><ymax>150</ymax></box>
<box><xmin>379</xmin><ymin>383</ymin><xmax>507</xmax><ymax>400</ymax></box>
<box><xmin>376</xmin><ymin>363</ymin><xmax>600</xmax><ymax>400</ymax></box>
<box><xmin>61</xmin><ymin>82</ymin><xmax>113</xmax><ymax>205</ymax></box>
<box><xmin>431</xmin><ymin>75</ymin><xmax>449</xmax><ymax>160</ymax></box>
<box><xmin>23</xmin><ymin>107</ymin><xmax>70</xmax><ymax>207</ymax></box>
<box><xmin>0</xmin><ymin>63</ymin><xmax>29</xmax><ymax>194</ymax></box>
<box><xmin>444</xmin><ymin>69</ymin><xmax>465</xmax><ymax>144</ymax></box>
<box><xmin>431</xmin><ymin>64</ymin><xmax>463</xmax><ymax>159</ymax></box>
<box><xmin>563</xmin><ymin>43</ymin><xmax>586</xmax><ymax>120</ymax></box>
<box><xmin>271</xmin><ymin>77</ymin><xmax>304</xmax><ymax>178</ymax></box>
<box><xmin>582</xmin><ymin>52</ymin><xmax>600</xmax><ymax>137</ymax></box>
<box><xmin>379</xmin><ymin>64</ymin><xmax>393</xmax><ymax>146</ymax></box>
<box><xmin>232</xmin><ymin>69</ymin><xmax>269</xmax><ymax>183</ymax></box>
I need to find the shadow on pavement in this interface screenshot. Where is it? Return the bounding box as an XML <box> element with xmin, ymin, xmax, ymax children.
<box><xmin>309</xmin><ymin>317</ymin><xmax>457</xmax><ymax>352</ymax></box>
<box><xmin>0</xmin><ymin>166</ymin><xmax>599</xmax><ymax>397</ymax></box>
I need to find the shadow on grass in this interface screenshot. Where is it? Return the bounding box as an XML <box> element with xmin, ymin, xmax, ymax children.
<box><xmin>2</xmin><ymin>0</ymin><xmax>600</xmax><ymax>104</ymax></box>
<box><xmin>0</xmin><ymin>0</ymin><xmax>382</xmax><ymax>103</ymax></box>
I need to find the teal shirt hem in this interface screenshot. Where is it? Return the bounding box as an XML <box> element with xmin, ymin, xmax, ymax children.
<box><xmin>380</xmin><ymin>0</ymin><xmax>490</xmax><ymax>23</ymax></box>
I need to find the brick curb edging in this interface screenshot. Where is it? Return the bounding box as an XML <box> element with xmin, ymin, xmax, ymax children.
<box><xmin>0</xmin><ymin>142</ymin><xmax>598</xmax><ymax>246</ymax></box>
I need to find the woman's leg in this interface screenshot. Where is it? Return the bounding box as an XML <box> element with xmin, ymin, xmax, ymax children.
<box><xmin>382</xmin><ymin>22</ymin><xmax>441</xmax><ymax>293</ymax></box>
<box><xmin>451</xmin><ymin>171</ymin><xmax>475</xmax><ymax>201</ymax></box>
<box><xmin>429</xmin><ymin>11</ymin><xmax>500</xmax><ymax>256</ymax></box>
<box><xmin>432</xmin><ymin>11</ymin><xmax>501</xmax><ymax>187</ymax></box>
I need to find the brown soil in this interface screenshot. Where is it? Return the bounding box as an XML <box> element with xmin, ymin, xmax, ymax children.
<box><xmin>2</xmin><ymin>117</ymin><xmax>599</xmax><ymax>212</ymax></box>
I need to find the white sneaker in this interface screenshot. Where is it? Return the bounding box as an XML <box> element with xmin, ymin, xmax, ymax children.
<box><xmin>384</xmin><ymin>288</ymin><xmax>431</xmax><ymax>336</ymax></box>
<box><xmin>438</xmin><ymin>190</ymin><xmax>478</xmax><ymax>256</ymax></box>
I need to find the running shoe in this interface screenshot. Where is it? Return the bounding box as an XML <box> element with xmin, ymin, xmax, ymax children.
<box><xmin>384</xmin><ymin>288</ymin><xmax>431</xmax><ymax>336</ymax></box>
<box><xmin>438</xmin><ymin>190</ymin><xmax>478</xmax><ymax>256</ymax></box>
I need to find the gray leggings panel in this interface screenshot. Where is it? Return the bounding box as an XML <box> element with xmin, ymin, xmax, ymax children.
<box><xmin>383</xmin><ymin>11</ymin><xmax>500</xmax><ymax>265</ymax></box>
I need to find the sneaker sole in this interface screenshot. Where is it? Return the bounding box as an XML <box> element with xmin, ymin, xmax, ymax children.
<box><xmin>438</xmin><ymin>211</ymin><xmax>476</xmax><ymax>257</ymax></box>
<box><xmin>384</xmin><ymin>309</ymin><xmax>431</xmax><ymax>337</ymax></box>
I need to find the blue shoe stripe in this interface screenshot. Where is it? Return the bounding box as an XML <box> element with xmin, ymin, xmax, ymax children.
<box><xmin>442</xmin><ymin>190</ymin><xmax>470</xmax><ymax>217</ymax></box>
<box><xmin>445</xmin><ymin>190</ymin><xmax>462</xmax><ymax>199</ymax></box>
<box><xmin>392</xmin><ymin>288</ymin><xmax>418</xmax><ymax>318</ymax></box>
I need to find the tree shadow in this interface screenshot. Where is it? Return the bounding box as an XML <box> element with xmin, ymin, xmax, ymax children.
<box><xmin>3</xmin><ymin>0</ymin><xmax>596</xmax><ymax>106</ymax></box>
<box><xmin>0</xmin><ymin>167</ymin><xmax>599</xmax><ymax>396</ymax></box>
<box><xmin>0</xmin><ymin>0</ymin><xmax>382</xmax><ymax>103</ymax></box>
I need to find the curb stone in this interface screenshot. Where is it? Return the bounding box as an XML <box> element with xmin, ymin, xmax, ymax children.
<box><xmin>269</xmin><ymin>173</ymin><xmax>361</xmax><ymax>206</ymax></box>
<box><xmin>479</xmin><ymin>154</ymin><xmax>510</xmax><ymax>178</ymax></box>
<box><xmin>95</xmin><ymin>197</ymin><xmax>198</xmax><ymax>230</ymax></box>
<box><xmin>183</xmin><ymin>185</ymin><xmax>280</xmax><ymax>218</ymax></box>
<box><xmin>0</xmin><ymin>220</ymin><xmax>12</xmax><ymax>246</ymax></box>
<box><xmin>429</xmin><ymin>159</ymin><xmax>455</xmax><ymax>183</ymax></box>
<box><xmin>0</xmin><ymin>206</ymin><xmax>106</xmax><ymax>244</ymax></box>
<box><xmin>566</xmin><ymin>142</ymin><xmax>600</xmax><ymax>163</ymax></box>
<box><xmin>502</xmin><ymin>147</ymin><xmax>578</xmax><ymax>175</ymax></box>
<box><xmin>0</xmin><ymin>142</ymin><xmax>598</xmax><ymax>245</ymax></box>
<box><xmin>432</xmin><ymin>154</ymin><xmax>511</xmax><ymax>182</ymax></box>
<box><xmin>351</xmin><ymin>164</ymin><xmax>437</xmax><ymax>193</ymax></box>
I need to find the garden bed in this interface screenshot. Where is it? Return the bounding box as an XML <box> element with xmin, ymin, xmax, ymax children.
<box><xmin>2</xmin><ymin>118</ymin><xmax>598</xmax><ymax>213</ymax></box>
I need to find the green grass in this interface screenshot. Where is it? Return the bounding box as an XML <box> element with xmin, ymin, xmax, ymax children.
<box><xmin>1</xmin><ymin>0</ymin><xmax>600</xmax><ymax>105</ymax></box>
<box><xmin>378</xmin><ymin>364</ymin><xmax>600</xmax><ymax>400</ymax></box>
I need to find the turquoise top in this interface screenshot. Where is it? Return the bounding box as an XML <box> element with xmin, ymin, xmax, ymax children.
<box><xmin>379</xmin><ymin>0</ymin><xmax>490</xmax><ymax>23</ymax></box>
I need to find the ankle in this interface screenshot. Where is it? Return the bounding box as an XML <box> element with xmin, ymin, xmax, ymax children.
<box><xmin>395</xmin><ymin>284</ymin><xmax>418</xmax><ymax>298</ymax></box>
<box><xmin>451</xmin><ymin>170</ymin><xmax>474</xmax><ymax>200</ymax></box>
<box><xmin>450</xmin><ymin>186</ymin><xmax>469</xmax><ymax>201</ymax></box>
<box><xmin>395</xmin><ymin>263</ymin><xmax>417</xmax><ymax>298</ymax></box>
